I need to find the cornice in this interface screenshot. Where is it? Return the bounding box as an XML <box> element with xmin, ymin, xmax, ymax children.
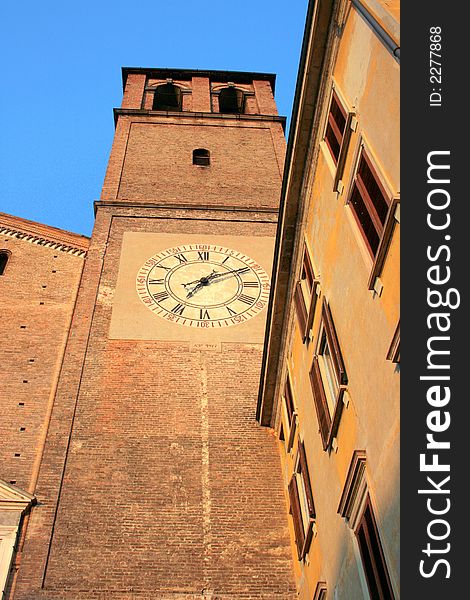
<box><xmin>0</xmin><ymin>212</ymin><xmax>89</xmax><ymax>257</ymax></box>
<box><xmin>113</xmin><ymin>108</ymin><xmax>286</xmax><ymax>130</ymax></box>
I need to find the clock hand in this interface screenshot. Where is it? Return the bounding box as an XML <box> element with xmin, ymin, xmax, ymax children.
<box><xmin>183</xmin><ymin>267</ymin><xmax>250</xmax><ymax>297</ymax></box>
<box><xmin>186</xmin><ymin>282</ymin><xmax>205</xmax><ymax>298</ymax></box>
<box><xmin>205</xmin><ymin>267</ymin><xmax>250</xmax><ymax>282</ymax></box>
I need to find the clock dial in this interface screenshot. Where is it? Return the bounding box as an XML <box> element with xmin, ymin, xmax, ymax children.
<box><xmin>136</xmin><ymin>244</ymin><xmax>271</xmax><ymax>328</ymax></box>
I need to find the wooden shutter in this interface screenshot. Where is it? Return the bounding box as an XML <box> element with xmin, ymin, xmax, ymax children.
<box><xmin>298</xmin><ymin>441</ymin><xmax>315</xmax><ymax>519</ymax></box>
<box><xmin>294</xmin><ymin>281</ymin><xmax>308</xmax><ymax>337</ymax></box>
<box><xmin>288</xmin><ymin>476</ymin><xmax>305</xmax><ymax>560</ymax></box>
<box><xmin>322</xmin><ymin>299</ymin><xmax>348</xmax><ymax>385</ymax></box>
<box><xmin>325</xmin><ymin>91</ymin><xmax>347</xmax><ymax>164</ymax></box>
<box><xmin>309</xmin><ymin>357</ymin><xmax>331</xmax><ymax>450</ymax></box>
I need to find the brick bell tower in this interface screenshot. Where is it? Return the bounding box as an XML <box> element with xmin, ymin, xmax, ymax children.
<box><xmin>11</xmin><ymin>68</ymin><xmax>296</xmax><ymax>599</ymax></box>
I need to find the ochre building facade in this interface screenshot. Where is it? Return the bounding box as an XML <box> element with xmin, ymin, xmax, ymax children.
<box><xmin>259</xmin><ymin>0</ymin><xmax>400</xmax><ymax>599</ymax></box>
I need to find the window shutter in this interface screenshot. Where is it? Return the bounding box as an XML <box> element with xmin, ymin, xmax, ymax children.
<box><xmin>288</xmin><ymin>476</ymin><xmax>305</xmax><ymax>560</ymax></box>
<box><xmin>298</xmin><ymin>441</ymin><xmax>315</xmax><ymax>519</ymax></box>
<box><xmin>309</xmin><ymin>357</ymin><xmax>331</xmax><ymax>450</ymax></box>
<box><xmin>322</xmin><ymin>300</ymin><xmax>347</xmax><ymax>385</ymax></box>
<box><xmin>294</xmin><ymin>281</ymin><xmax>308</xmax><ymax>337</ymax></box>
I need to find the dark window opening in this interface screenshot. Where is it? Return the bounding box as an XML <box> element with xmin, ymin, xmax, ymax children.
<box><xmin>219</xmin><ymin>87</ymin><xmax>244</xmax><ymax>114</ymax></box>
<box><xmin>356</xmin><ymin>498</ymin><xmax>395</xmax><ymax>600</ymax></box>
<box><xmin>153</xmin><ymin>83</ymin><xmax>182</xmax><ymax>111</ymax></box>
<box><xmin>349</xmin><ymin>151</ymin><xmax>391</xmax><ymax>258</ymax></box>
<box><xmin>193</xmin><ymin>148</ymin><xmax>210</xmax><ymax>166</ymax></box>
<box><xmin>0</xmin><ymin>251</ymin><xmax>10</xmax><ymax>275</ymax></box>
<box><xmin>325</xmin><ymin>91</ymin><xmax>347</xmax><ymax>164</ymax></box>
<box><xmin>294</xmin><ymin>246</ymin><xmax>318</xmax><ymax>341</ymax></box>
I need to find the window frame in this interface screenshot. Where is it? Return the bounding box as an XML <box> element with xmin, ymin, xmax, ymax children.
<box><xmin>152</xmin><ymin>82</ymin><xmax>183</xmax><ymax>112</ymax></box>
<box><xmin>355</xmin><ymin>498</ymin><xmax>396</xmax><ymax>600</ymax></box>
<box><xmin>309</xmin><ymin>299</ymin><xmax>348</xmax><ymax>450</ymax></box>
<box><xmin>288</xmin><ymin>441</ymin><xmax>316</xmax><ymax>560</ymax></box>
<box><xmin>338</xmin><ymin>451</ymin><xmax>396</xmax><ymax>600</ymax></box>
<box><xmin>322</xmin><ymin>85</ymin><xmax>355</xmax><ymax>192</ymax></box>
<box><xmin>280</xmin><ymin>371</ymin><xmax>297</xmax><ymax>453</ymax></box>
<box><xmin>218</xmin><ymin>86</ymin><xmax>246</xmax><ymax>114</ymax></box>
<box><xmin>313</xmin><ymin>582</ymin><xmax>328</xmax><ymax>600</ymax></box>
<box><xmin>386</xmin><ymin>320</ymin><xmax>400</xmax><ymax>363</ymax></box>
<box><xmin>0</xmin><ymin>250</ymin><xmax>11</xmax><ymax>276</ymax></box>
<box><xmin>346</xmin><ymin>142</ymin><xmax>400</xmax><ymax>290</ymax></box>
<box><xmin>294</xmin><ymin>242</ymin><xmax>320</xmax><ymax>342</ymax></box>
<box><xmin>192</xmin><ymin>148</ymin><xmax>210</xmax><ymax>167</ymax></box>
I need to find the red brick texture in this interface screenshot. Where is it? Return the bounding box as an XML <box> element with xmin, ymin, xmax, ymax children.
<box><xmin>191</xmin><ymin>77</ymin><xmax>211</xmax><ymax>112</ymax></box>
<box><xmin>12</xmin><ymin>210</ymin><xmax>297</xmax><ymax>599</ymax></box>
<box><xmin>112</xmin><ymin>119</ymin><xmax>284</xmax><ymax>209</ymax></box>
<box><xmin>121</xmin><ymin>74</ymin><xmax>146</xmax><ymax>109</ymax></box>
<box><xmin>0</xmin><ymin>217</ymin><xmax>87</xmax><ymax>495</ymax></box>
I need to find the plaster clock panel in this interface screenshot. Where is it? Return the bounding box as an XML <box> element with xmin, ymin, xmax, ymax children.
<box><xmin>109</xmin><ymin>232</ymin><xmax>275</xmax><ymax>343</ymax></box>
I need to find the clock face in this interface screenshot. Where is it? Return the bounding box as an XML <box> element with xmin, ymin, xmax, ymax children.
<box><xmin>136</xmin><ymin>243</ymin><xmax>271</xmax><ymax>328</ymax></box>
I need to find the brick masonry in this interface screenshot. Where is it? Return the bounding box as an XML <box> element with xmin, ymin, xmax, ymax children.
<box><xmin>6</xmin><ymin>69</ymin><xmax>297</xmax><ymax>599</ymax></box>
<box><xmin>0</xmin><ymin>215</ymin><xmax>87</xmax><ymax>494</ymax></box>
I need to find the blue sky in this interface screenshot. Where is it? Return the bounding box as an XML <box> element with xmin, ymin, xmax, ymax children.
<box><xmin>0</xmin><ymin>1</ymin><xmax>308</xmax><ymax>236</ymax></box>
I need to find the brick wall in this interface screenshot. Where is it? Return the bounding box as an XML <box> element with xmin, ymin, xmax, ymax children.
<box><xmin>0</xmin><ymin>220</ymin><xmax>87</xmax><ymax>494</ymax></box>
<box><xmin>13</xmin><ymin>209</ymin><xmax>297</xmax><ymax>599</ymax></box>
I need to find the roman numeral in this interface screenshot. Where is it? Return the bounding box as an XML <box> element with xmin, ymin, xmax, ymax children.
<box><xmin>171</xmin><ymin>303</ymin><xmax>185</xmax><ymax>315</ymax></box>
<box><xmin>156</xmin><ymin>264</ymin><xmax>171</xmax><ymax>271</ymax></box>
<box><xmin>221</xmin><ymin>256</ymin><xmax>230</xmax><ymax>264</ymax></box>
<box><xmin>174</xmin><ymin>254</ymin><xmax>188</xmax><ymax>264</ymax></box>
<box><xmin>198</xmin><ymin>251</ymin><xmax>210</xmax><ymax>261</ymax></box>
<box><xmin>149</xmin><ymin>278</ymin><xmax>165</xmax><ymax>284</ymax></box>
<box><xmin>226</xmin><ymin>306</ymin><xmax>237</xmax><ymax>316</ymax></box>
<box><xmin>243</xmin><ymin>281</ymin><xmax>259</xmax><ymax>288</ymax></box>
<box><xmin>238</xmin><ymin>294</ymin><xmax>255</xmax><ymax>305</ymax></box>
<box><xmin>199</xmin><ymin>308</ymin><xmax>210</xmax><ymax>320</ymax></box>
<box><xmin>153</xmin><ymin>291</ymin><xmax>169</xmax><ymax>302</ymax></box>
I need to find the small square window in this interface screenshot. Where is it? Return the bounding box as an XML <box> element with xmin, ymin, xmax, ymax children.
<box><xmin>193</xmin><ymin>148</ymin><xmax>210</xmax><ymax>166</ymax></box>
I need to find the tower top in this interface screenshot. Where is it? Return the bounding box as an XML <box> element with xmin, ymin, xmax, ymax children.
<box><xmin>122</xmin><ymin>67</ymin><xmax>277</xmax><ymax>93</ymax></box>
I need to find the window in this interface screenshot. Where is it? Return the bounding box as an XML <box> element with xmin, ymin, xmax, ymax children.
<box><xmin>313</xmin><ymin>582</ymin><xmax>328</xmax><ymax>600</ymax></box>
<box><xmin>356</xmin><ymin>499</ymin><xmax>395</xmax><ymax>600</ymax></box>
<box><xmin>0</xmin><ymin>251</ymin><xmax>10</xmax><ymax>275</ymax></box>
<box><xmin>280</xmin><ymin>373</ymin><xmax>297</xmax><ymax>452</ymax></box>
<box><xmin>386</xmin><ymin>320</ymin><xmax>400</xmax><ymax>363</ymax></box>
<box><xmin>338</xmin><ymin>451</ymin><xmax>395</xmax><ymax>600</ymax></box>
<box><xmin>218</xmin><ymin>86</ymin><xmax>245</xmax><ymax>114</ymax></box>
<box><xmin>347</xmin><ymin>148</ymin><xmax>399</xmax><ymax>289</ymax></box>
<box><xmin>324</xmin><ymin>90</ymin><xmax>348</xmax><ymax>165</ymax></box>
<box><xmin>152</xmin><ymin>83</ymin><xmax>182</xmax><ymax>111</ymax></box>
<box><xmin>348</xmin><ymin>150</ymin><xmax>390</xmax><ymax>257</ymax></box>
<box><xmin>288</xmin><ymin>441</ymin><xmax>315</xmax><ymax>560</ymax></box>
<box><xmin>323</xmin><ymin>88</ymin><xmax>355</xmax><ymax>191</ymax></box>
<box><xmin>294</xmin><ymin>244</ymin><xmax>319</xmax><ymax>342</ymax></box>
<box><xmin>192</xmin><ymin>148</ymin><xmax>210</xmax><ymax>166</ymax></box>
<box><xmin>309</xmin><ymin>299</ymin><xmax>347</xmax><ymax>450</ymax></box>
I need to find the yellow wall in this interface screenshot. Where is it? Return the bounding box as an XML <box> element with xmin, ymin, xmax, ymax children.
<box><xmin>276</xmin><ymin>3</ymin><xmax>400</xmax><ymax>598</ymax></box>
